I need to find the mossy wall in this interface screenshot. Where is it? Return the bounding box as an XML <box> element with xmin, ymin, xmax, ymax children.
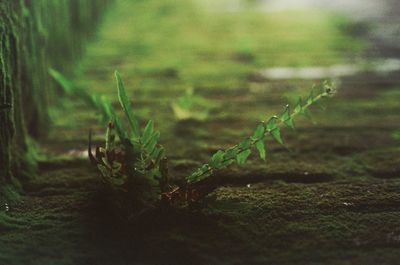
<box><xmin>0</xmin><ymin>0</ymin><xmax>113</xmax><ymax>187</ymax></box>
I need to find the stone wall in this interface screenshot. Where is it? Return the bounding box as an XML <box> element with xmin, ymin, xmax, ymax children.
<box><xmin>0</xmin><ymin>0</ymin><xmax>113</xmax><ymax>187</ymax></box>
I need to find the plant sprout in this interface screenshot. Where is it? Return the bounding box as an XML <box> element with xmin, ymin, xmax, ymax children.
<box><xmin>51</xmin><ymin>69</ymin><xmax>335</xmax><ymax>219</ymax></box>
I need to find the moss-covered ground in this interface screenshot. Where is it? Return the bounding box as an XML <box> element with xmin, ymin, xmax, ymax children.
<box><xmin>1</xmin><ymin>0</ymin><xmax>400</xmax><ymax>264</ymax></box>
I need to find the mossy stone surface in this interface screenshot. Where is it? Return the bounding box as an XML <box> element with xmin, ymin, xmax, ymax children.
<box><xmin>1</xmin><ymin>0</ymin><xmax>400</xmax><ymax>264</ymax></box>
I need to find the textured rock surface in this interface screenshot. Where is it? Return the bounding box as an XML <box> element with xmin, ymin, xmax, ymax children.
<box><xmin>0</xmin><ymin>0</ymin><xmax>112</xmax><ymax>188</ymax></box>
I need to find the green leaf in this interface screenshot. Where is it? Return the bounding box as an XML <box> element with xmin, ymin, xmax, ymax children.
<box><xmin>220</xmin><ymin>160</ymin><xmax>234</xmax><ymax>167</ymax></box>
<box><xmin>177</xmin><ymin>96</ymin><xmax>193</xmax><ymax>109</ymax></box>
<box><xmin>270</xmin><ymin>127</ymin><xmax>284</xmax><ymax>145</ymax></box>
<box><xmin>225</xmin><ymin>147</ymin><xmax>239</xmax><ymax>160</ymax></box>
<box><xmin>252</xmin><ymin>123</ymin><xmax>265</xmax><ymax>140</ymax></box>
<box><xmin>145</xmin><ymin>131</ymin><xmax>160</xmax><ymax>154</ymax></box>
<box><xmin>266</xmin><ymin>116</ymin><xmax>278</xmax><ymax>131</ymax></box>
<box><xmin>187</xmin><ymin>165</ymin><xmax>211</xmax><ymax>183</ymax></box>
<box><xmin>255</xmin><ymin>140</ymin><xmax>266</xmax><ymax>161</ymax></box>
<box><xmin>238</xmin><ymin>139</ymin><xmax>251</xmax><ymax>150</ymax></box>
<box><xmin>154</xmin><ymin>147</ymin><xmax>165</xmax><ymax>166</ymax></box>
<box><xmin>281</xmin><ymin>105</ymin><xmax>290</xmax><ymax>121</ymax></box>
<box><xmin>142</xmin><ymin>120</ymin><xmax>154</xmax><ymax>144</ymax></box>
<box><xmin>294</xmin><ymin>97</ymin><xmax>304</xmax><ymax>114</ymax></box>
<box><xmin>115</xmin><ymin>71</ymin><xmax>141</xmax><ymax>139</ymax></box>
<box><xmin>210</xmin><ymin>150</ymin><xmax>225</xmax><ymax>168</ymax></box>
<box><xmin>97</xmin><ymin>96</ymin><xmax>128</xmax><ymax>141</ymax></box>
<box><xmin>146</xmin><ymin>140</ymin><xmax>158</xmax><ymax>155</ymax></box>
<box><xmin>131</xmin><ymin>139</ymin><xmax>141</xmax><ymax>151</ymax></box>
<box><xmin>306</xmin><ymin>90</ymin><xmax>315</xmax><ymax>105</ymax></box>
<box><xmin>236</xmin><ymin>150</ymin><xmax>251</xmax><ymax>165</ymax></box>
<box><xmin>49</xmin><ymin>68</ymin><xmax>75</xmax><ymax>95</ymax></box>
<box><xmin>281</xmin><ymin>105</ymin><xmax>295</xmax><ymax>129</ymax></box>
<box><xmin>177</xmin><ymin>88</ymin><xmax>194</xmax><ymax>110</ymax></box>
<box><xmin>113</xmin><ymin>115</ymin><xmax>128</xmax><ymax>141</ymax></box>
<box><xmin>105</xmin><ymin>123</ymin><xmax>116</xmax><ymax>150</ymax></box>
<box><xmin>49</xmin><ymin>69</ymin><xmax>95</xmax><ymax>107</ymax></box>
<box><xmin>98</xmin><ymin>96</ymin><xmax>113</xmax><ymax>121</ymax></box>
<box><xmin>285</xmin><ymin>118</ymin><xmax>295</xmax><ymax>129</ymax></box>
<box><xmin>267</xmin><ymin>116</ymin><xmax>283</xmax><ymax>145</ymax></box>
<box><xmin>91</xmin><ymin>95</ymin><xmax>105</xmax><ymax>119</ymax></box>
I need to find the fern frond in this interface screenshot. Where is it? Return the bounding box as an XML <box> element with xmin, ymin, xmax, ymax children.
<box><xmin>186</xmin><ymin>82</ymin><xmax>335</xmax><ymax>184</ymax></box>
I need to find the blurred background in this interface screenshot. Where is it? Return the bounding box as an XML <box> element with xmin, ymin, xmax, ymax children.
<box><xmin>57</xmin><ymin>0</ymin><xmax>400</xmax><ymax>165</ymax></box>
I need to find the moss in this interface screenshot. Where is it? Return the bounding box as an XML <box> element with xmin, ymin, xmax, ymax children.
<box><xmin>0</xmin><ymin>0</ymin><xmax>113</xmax><ymax>193</ymax></box>
<box><xmin>198</xmin><ymin>180</ymin><xmax>400</xmax><ymax>263</ymax></box>
<box><xmin>78</xmin><ymin>0</ymin><xmax>365</xmax><ymax>91</ymax></box>
<box><xmin>0</xmin><ymin>184</ymin><xmax>21</xmax><ymax>204</ymax></box>
<box><xmin>2</xmin><ymin>0</ymin><xmax>400</xmax><ymax>264</ymax></box>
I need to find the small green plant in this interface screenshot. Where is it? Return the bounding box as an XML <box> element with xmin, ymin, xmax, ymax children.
<box><xmin>89</xmin><ymin>72</ymin><xmax>335</xmax><ymax>218</ymax></box>
<box><xmin>50</xmin><ymin>69</ymin><xmax>335</xmax><ymax>219</ymax></box>
<box><xmin>171</xmin><ymin>87</ymin><xmax>216</xmax><ymax>121</ymax></box>
<box><xmin>88</xmin><ymin>72</ymin><xmax>168</xmax><ymax>219</ymax></box>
